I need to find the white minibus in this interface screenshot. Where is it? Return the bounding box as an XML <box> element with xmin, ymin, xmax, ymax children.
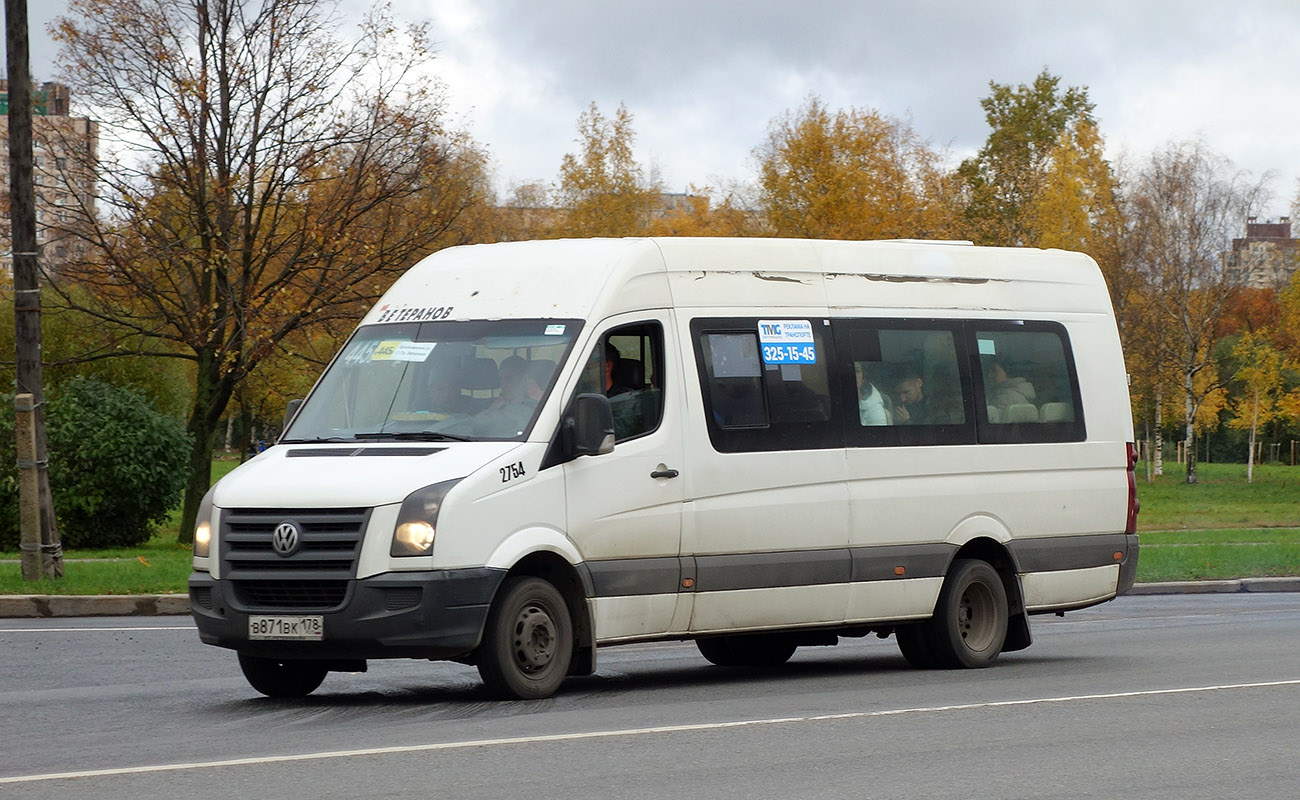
<box><xmin>190</xmin><ymin>237</ymin><xmax>1140</xmax><ymax>699</ymax></box>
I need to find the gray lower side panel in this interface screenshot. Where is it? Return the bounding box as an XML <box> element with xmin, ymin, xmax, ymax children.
<box><xmin>584</xmin><ymin>534</ymin><xmax>1134</xmax><ymax>598</ymax></box>
<box><xmin>1009</xmin><ymin>532</ymin><xmax>1137</xmax><ymax>573</ymax></box>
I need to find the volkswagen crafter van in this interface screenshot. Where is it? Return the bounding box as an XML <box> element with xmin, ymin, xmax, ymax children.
<box><xmin>190</xmin><ymin>237</ymin><xmax>1140</xmax><ymax>699</ymax></box>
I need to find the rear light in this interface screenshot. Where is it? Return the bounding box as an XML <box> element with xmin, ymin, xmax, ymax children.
<box><xmin>1124</xmin><ymin>442</ymin><xmax>1140</xmax><ymax>535</ymax></box>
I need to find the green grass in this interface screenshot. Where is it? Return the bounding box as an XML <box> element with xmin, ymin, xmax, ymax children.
<box><xmin>1136</xmin><ymin>461</ymin><xmax>1300</xmax><ymax>531</ymax></box>
<box><xmin>1134</xmin><ymin>533</ymin><xmax>1300</xmax><ymax>582</ymax></box>
<box><xmin>0</xmin><ymin>457</ymin><xmax>241</xmax><ymax>595</ymax></box>
<box><xmin>1133</xmin><ymin>461</ymin><xmax>1300</xmax><ymax>582</ymax></box>
<box><xmin>3</xmin><ymin>458</ymin><xmax>1299</xmax><ymax>593</ymax></box>
<box><xmin>0</xmin><ymin>531</ymin><xmax>194</xmax><ymax>595</ymax></box>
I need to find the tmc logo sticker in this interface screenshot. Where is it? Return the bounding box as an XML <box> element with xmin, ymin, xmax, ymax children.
<box><xmin>271</xmin><ymin>521</ymin><xmax>301</xmax><ymax>556</ymax></box>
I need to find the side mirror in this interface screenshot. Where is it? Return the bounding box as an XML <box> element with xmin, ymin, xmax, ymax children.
<box><xmin>569</xmin><ymin>393</ymin><xmax>615</xmax><ymax>456</ymax></box>
<box><xmin>283</xmin><ymin>398</ymin><xmax>304</xmax><ymax>434</ymax></box>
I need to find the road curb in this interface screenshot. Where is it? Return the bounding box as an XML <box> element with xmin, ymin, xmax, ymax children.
<box><xmin>0</xmin><ymin>594</ymin><xmax>190</xmax><ymax>618</ymax></box>
<box><xmin>1126</xmin><ymin>577</ymin><xmax>1300</xmax><ymax>595</ymax></box>
<box><xmin>2</xmin><ymin>579</ymin><xmax>1300</xmax><ymax>617</ymax></box>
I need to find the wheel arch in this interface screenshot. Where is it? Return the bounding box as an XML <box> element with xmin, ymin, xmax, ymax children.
<box><xmin>950</xmin><ymin>536</ymin><xmax>1032</xmax><ymax>653</ymax></box>
<box><xmin>494</xmin><ymin>548</ymin><xmax>597</xmax><ymax>677</ymax></box>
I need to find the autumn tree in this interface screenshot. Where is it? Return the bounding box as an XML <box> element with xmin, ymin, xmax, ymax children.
<box><xmin>754</xmin><ymin>97</ymin><xmax>958</xmax><ymax>240</ymax></box>
<box><xmin>50</xmin><ymin>0</ymin><xmax>493</xmax><ymax>540</ymax></box>
<box><xmin>553</xmin><ymin>102</ymin><xmax>661</xmax><ymax>237</ymax></box>
<box><xmin>959</xmin><ymin>70</ymin><xmax>1096</xmax><ymax>246</ymax></box>
<box><xmin>1026</xmin><ymin>121</ymin><xmax>1131</xmax><ymax>310</ymax></box>
<box><xmin>1124</xmin><ymin>141</ymin><xmax>1267</xmax><ymax>483</ymax></box>
<box><xmin>1120</xmin><ymin>288</ymin><xmax>1181</xmax><ymax>478</ymax></box>
<box><xmin>641</xmin><ymin>184</ymin><xmax>765</xmax><ymax>238</ymax></box>
<box><xmin>1227</xmin><ymin>331</ymin><xmax>1289</xmax><ymax>481</ymax></box>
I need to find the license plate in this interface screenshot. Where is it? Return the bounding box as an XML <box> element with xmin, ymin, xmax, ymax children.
<box><xmin>248</xmin><ymin>615</ymin><xmax>323</xmax><ymax>641</ymax></box>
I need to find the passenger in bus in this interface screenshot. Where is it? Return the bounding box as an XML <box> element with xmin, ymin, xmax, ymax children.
<box><xmin>854</xmin><ymin>362</ymin><xmax>892</xmax><ymax>425</ymax></box>
<box><xmin>888</xmin><ymin>364</ymin><xmax>961</xmax><ymax>425</ymax></box>
<box><xmin>984</xmin><ymin>358</ymin><xmax>1036</xmax><ymax>410</ymax></box>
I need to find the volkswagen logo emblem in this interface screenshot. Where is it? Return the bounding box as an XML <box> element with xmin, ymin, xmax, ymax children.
<box><xmin>271</xmin><ymin>521</ymin><xmax>301</xmax><ymax>557</ymax></box>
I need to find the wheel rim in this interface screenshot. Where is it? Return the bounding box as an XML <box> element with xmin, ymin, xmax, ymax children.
<box><xmin>511</xmin><ymin>602</ymin><xmax>556</xmax><ymax>673</ymax></box>
<box><xmin>957</xmin><ymin>580</ymin><xmax>998</xmax><ymax>652</ymax></box>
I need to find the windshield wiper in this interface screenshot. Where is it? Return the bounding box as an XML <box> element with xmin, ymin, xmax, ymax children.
<box><xmin>352</xmin><ymin>431</ymin><xmax>476</xmax><ymax>443</ymax></box>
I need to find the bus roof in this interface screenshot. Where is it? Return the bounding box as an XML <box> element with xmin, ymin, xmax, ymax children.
<box><xmin>360</xmin><ymin>237</ymin><xmax>1113</xmax><ymax>326</ymax></box>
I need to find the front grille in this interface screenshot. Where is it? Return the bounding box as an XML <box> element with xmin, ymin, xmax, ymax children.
<box><xmin>221</xmin><ymin>507</ymin><xmax>370</xmax><ymax>610</ymax></box>
<box><xmin>234</xmin><ymin>580</ymin><xmax>349</xmax><ymax>609</ymax></box>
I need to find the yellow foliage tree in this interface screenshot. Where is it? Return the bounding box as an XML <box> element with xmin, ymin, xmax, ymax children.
<box><xmin>754</xmin><ymin>97</ymin><xmax>959</xmax><ymax>240</ymax></box>
<box><xmin>1026</xmin><ymin>121</ymin><xmax>1130</xmax><ymax>313</ymax></box>
<box><xmin>1227</xmin><ymin>330</ymin><xmax>1287</xmax><ymax>481</ymax></box>
<box><xmin>959</xmin><ymin>70</ymin><xmax>1096</xmax><ymax>246</ymax></box>
<box><xmin>553</xmin><ymin>102</ymin><xmax>661</xmax><ymax>237</ymax></box>
<box><xmin>1123</xmin><ymin>141</ymin><xmax>1267</xmax><ymax>483</ymax></box>
<box><xmin>642</xmin><ymin>185</ymin><xmax>765</xmax><ymax>238</ymax></box>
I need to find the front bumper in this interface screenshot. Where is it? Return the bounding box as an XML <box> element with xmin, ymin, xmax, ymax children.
<box><xmin>188</xmin><ymin>568</ymin><xmax>506</xmax><ymax>661</ymax></box>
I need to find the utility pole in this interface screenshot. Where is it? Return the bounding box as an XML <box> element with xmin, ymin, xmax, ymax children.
<box><xmin>6</xmin><ymin>0</ymin><xmax>63</xmax><ymax>578</ymax></box>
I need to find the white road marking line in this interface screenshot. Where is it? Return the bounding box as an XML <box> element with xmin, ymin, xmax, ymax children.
<box><xmin>3</xmin><ymin>678</ymin><xmax>1298</xmax><ymax>785</ymax></box>
<box><xmin>0</xmin><ymin>626</ymin><xmax>195</xmax><ymax>633</ymax></box>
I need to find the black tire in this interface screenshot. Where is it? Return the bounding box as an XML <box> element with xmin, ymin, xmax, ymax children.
<box><xmin>927</xmin><ymin>558</ymin><xmax>1009</xmax><ymax>669</ymax></box>
<box><xmin>238</xmin><ymin>654</ymin><xmax>328</xmax><ymax>698</ymax></box>
<box><xmin>476</xmin><ymin>576</ymin><xmax>573</xmax><ymax>699</ymax></box>
<box><xmin>895</xmin><ymin>624</ymin><xmax>937</xmax><ymax>668</ymax></box>
<box><xmin>696</xmin><ymin>634</ymin><xmax>796</xmax><ymax>667</ymax></box>
<box><xmin>696</xmin><ymin>636</ymin><xmax>740</xmax><ymax>666</ymax></box>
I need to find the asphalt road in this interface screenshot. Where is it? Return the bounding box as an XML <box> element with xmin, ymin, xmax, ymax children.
<box><xmin>2</xmin><ymin>594</ymin><xmax>1298</xmax><ymax>800</ymax></box>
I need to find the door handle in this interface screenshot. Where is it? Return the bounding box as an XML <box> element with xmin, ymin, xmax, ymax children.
<box><xmin>650</xmin><ymin>467</ymin><xmax>679</xmax><ymax>479</ymax></box>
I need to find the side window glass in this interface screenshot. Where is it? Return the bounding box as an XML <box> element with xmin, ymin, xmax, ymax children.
<box><xmin>848</xmin><ymin>328</ymin><xmax>892</xmax><ymax>426</ymax></box>
<box><xmin>877</xmin><ymin>329</ymin><xmax>965</xmax><ymax>426</ymax></box>
<box><xmin>975</xmin><ymin>328</ymin><xmax>1080</xmax><ymax>433</ymax></box>
<box><xmin>694</xmin><ymin>319</ymin><xmax>841</xmax><ymax>453</ymax></box>
<box><xmin>701</xmin><ymin>332</ymin><xmax>767</xmax><ymax>428</ymax></box>
<box><xmin>760</xmin><ymin>320</ymin><xmax>832</xmax><ymax>425</ymax></box>
<box><xmin>578</xmin><ymin>322</ymin><xmax>665</xmax><ymax>442</ymax></box>
<box><xmin>699</xmin><ymin>321</ymin><xmax>834</xmax><ymax>430</ymax></box>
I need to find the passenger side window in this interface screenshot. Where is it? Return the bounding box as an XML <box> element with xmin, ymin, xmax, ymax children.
<box><xmin>575</xmin><ymin>322</ymin><xmax>665</xmax><ymax>442</ymax></box>
<box><xmin>693</xmin><ymin>318</ymin><xmax>839</xmax><ymax>452</ymax></box>
<box><xmin>850</xmin><ymin>328</ymin><xmax>966</xmax><ymax>427</ymax></box>
<box><xmin>974</xmin><ymin>324</ymin><xmax>1085</xmax><ymax>443</ymax></box>
<box><xmin>836</xmin><ymin>320</ymin><xmax>975</xmax><ymax>448</ymax></box>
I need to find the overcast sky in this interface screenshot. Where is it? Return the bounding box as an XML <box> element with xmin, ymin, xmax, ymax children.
<box><xmin>15</xmin><ymin>0</ymin><xmax>1300</xmax><ymax>218</ymax></box>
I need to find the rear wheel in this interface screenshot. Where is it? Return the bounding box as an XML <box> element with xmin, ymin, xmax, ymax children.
<box><xmin>476</xmin><ymin>576</ymin><xmax>573</xmax><ymax>699</ymax></box>
<box><xmin>927</xmin><ymin>559</ymin><xmax>1008</xmax><ymax>669</ymax></box>
<box><xmin>695</xmin><ymin>636</ymin><xmax>739</xmax><ymax>666</ymax></box>
<box><xmin>238</xmin><ymin>654</ymin><xmax>328</xmax><ymax>698</ymax></box>
<box><xmin>695</xmin><ymin>634</ymin><xmax>797</xmax><ymax>667</ymax></box>
<box><xmin>895</xmin><ymin>624</ymin><xmax>937</xmax><ymax>668</ymax></box>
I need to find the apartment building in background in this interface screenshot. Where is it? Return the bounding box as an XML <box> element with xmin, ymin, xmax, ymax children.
<box><xmin>1226</xmin><ymin>216</ymin><xmax>1299</xmax><ymax>289</ymax></box>
<box><xmin>0</xmin><ymin>80</ymin><xmax>99</xmax><ymax>275</ymax></box>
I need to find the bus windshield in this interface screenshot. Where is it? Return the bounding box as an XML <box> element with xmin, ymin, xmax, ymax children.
<box><xmin>283</xmin><ymin>319</ymin><xmax>583</xmax><ymax>443</ymax></box>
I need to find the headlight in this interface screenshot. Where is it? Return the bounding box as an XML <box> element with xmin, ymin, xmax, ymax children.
<box><xmin>193</xmin><ymin>488</ymin><xmax>215</xmax><ymax>560</ymax></box>
<box><xmin>391</xmin><ymin>479</ymin><xmax>460</xmax><ymax>557</ymax></box>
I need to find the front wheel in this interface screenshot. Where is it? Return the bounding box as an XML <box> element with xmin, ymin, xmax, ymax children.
<box><xmin>476</xmin><ymin>576</ymin><xmax>573</xmax><ymax>699</ymax></box>
<box><xmin>238</xmin><ymin>654</ymin><xmax>328</xmax><ymax>698</ymax></box>
<box><xmin>927</xmin><ymin>558</ymin><xmax>1009</xmax><ymax>669</ymax></box>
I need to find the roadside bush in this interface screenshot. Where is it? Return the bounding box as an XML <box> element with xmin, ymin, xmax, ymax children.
<box><xmin>0</xmin><ymin>377</ymin><xmax>192</xmax><ymax>549</ymax></box>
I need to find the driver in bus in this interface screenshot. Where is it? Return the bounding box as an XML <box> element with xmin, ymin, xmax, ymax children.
<box><xmin>471</xmin><ymin>355</ymin><xmax>542</xmax><ymax>436</ymax></box>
